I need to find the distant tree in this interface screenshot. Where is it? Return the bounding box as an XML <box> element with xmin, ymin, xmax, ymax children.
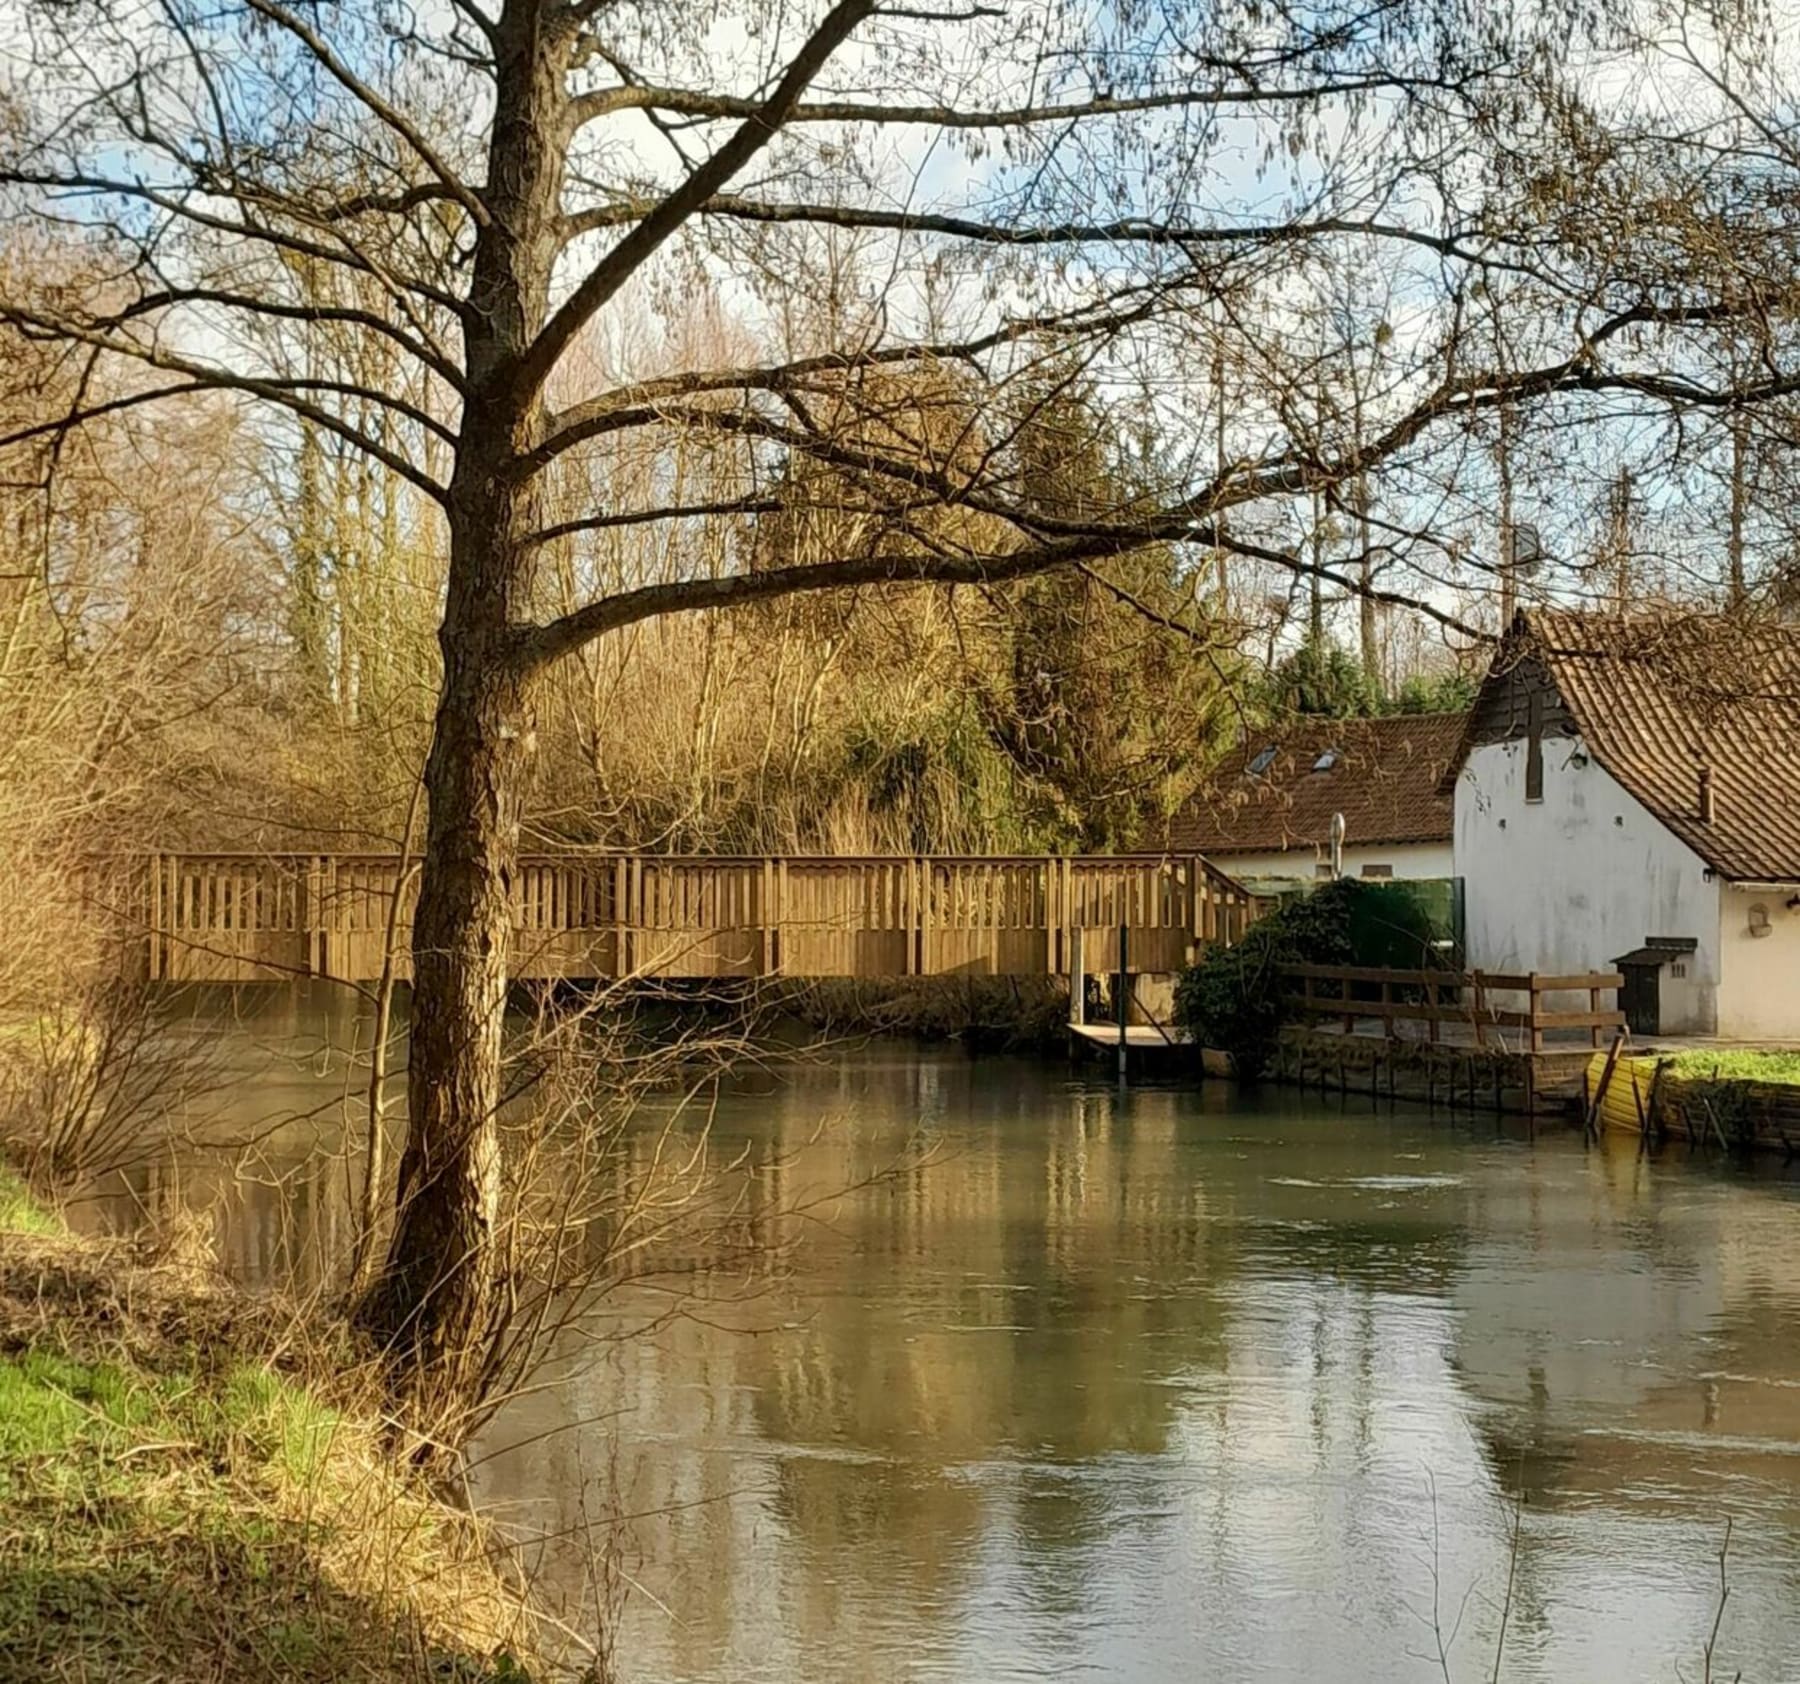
<box><xmin>1390</xmin><ymin>668</ymin><xmax>1479</xmax><ymax>715</ymax></box>
<box><xmin>1262</xmin><ymin>634</ymin><xmax>1381</xmax><ymax>718</ymax></box>
<box><xmin>985</xmin><ymin>378</ymin><xmax>1234</xmax><ymax>847</ymax></box>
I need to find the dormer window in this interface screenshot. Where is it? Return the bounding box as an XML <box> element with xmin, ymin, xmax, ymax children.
<box><xmin>1248</xmin><ymin>745</ymin><xmax>1277</xmax><ymax>776</ymax></box>
<box><xmin>1312</xmin><ymin>749</ymin><xmax>1338</xmax><ymax>772</ymax></box>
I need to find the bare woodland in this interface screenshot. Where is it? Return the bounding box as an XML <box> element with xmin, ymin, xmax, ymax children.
<box><xmin>4</xmin><ymin>0</ymin><xmax>1800</xmax><ymax>1428</ymax></box>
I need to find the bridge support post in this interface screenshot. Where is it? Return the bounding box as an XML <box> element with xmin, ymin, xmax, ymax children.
<box><xmin>1117</xmin><ymin>921</ymin><xmax>1129</xmax><ymax>1086</ymax></box>
<box><xmin>1068</xmin><ymin>924</ymin><xmax>1084</xmax><ymax>1028</ymax></box>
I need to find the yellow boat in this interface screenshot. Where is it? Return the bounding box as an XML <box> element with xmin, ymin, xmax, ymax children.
<box><xmin>1583</xmin><ymin>1051</ymin><xmax>1663</xmax><ymax>1136</ymax></box>
<box><xmin>1583</xmin><ymin>1050</ymin><xmax>1800</xmax><ymax>1149</ymax></box>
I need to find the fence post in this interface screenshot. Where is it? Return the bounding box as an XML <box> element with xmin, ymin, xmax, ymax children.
<box><xmin>1472</xmin><ymin>970</ymin><xmax>1489</xmax><ymax>1050</ymax></box>
<box><xmin>1529</xmin><ymin>971</ymin><xmax>1544</xmax><ymax>1052</ymax></box>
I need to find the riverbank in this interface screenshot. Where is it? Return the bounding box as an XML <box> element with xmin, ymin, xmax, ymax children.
<box><xmin>0</xmin><ymin>1175</ymin><xmax>547</xmax><ymax>1683</ymax></box>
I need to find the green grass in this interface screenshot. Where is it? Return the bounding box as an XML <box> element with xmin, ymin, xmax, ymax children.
<box><xmin>0</xmin><ymin>1232</ymin><xmax>541</xmax><ymax>1682</ymax></box>
<box><xmin>1664</xmin><ymin>1049</ymin><xmax>1800</xmax><ymax>1085</ymax></box>
<box><xmin>0</xmin><ymin>1165</ymin><xmax>62</xmax><ymax>1236</ymax></box>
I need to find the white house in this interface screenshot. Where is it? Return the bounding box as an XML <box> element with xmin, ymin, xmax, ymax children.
<box><xmin>1446</xmin><ymin>608</ymin><xmax>1800</xmax><ymax>1039</ymax></box>
<box><xmin>1167</xmin><ymin>713</ymin><xmax>1463</xmax><ymax>893</ymax></box>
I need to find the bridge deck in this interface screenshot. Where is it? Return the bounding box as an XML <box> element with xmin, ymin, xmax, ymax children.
<box><xmin>103</xmin><ymin>852</ymin><xmax>1254</xmax><ymax>985</ymax></box>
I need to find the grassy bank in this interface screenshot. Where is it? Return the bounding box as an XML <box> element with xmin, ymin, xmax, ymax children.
<box><xmin>0</xmin><ymin>1181</ymin><xmax>547</xmax><ymax>1682</ymax></box>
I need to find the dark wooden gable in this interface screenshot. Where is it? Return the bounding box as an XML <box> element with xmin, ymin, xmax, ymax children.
<box><xmin>1463</xmin><ymin>650</ymin><xmax>1579</xmax><ymax>750</ymax></box>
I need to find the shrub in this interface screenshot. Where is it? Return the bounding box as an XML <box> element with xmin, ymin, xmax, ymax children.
<box><xmin>1174</xmin><ymin>879</ymin><xmax>1453</xmax><ymax>1078</ymax></box>
<box><xmin>1176</xmin><ymin>881</ymin><xmax>1356</xmax><ymax>1078</ymax></box>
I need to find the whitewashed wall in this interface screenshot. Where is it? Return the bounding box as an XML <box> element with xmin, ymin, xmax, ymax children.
<box><xmin>1715</xmin><ymin>886</ymin><xmax>1800</xmax><ymax>1038</ymax></box>
<box><xmin>1453</xmin><ymin>736</ymin><xmax>1720</xmax><ymax>1033</ymax></box>
<box><xmin>1211</xmin><ymin>840</ymin><xmax>1454</xmax><ymax>889</ymax></box>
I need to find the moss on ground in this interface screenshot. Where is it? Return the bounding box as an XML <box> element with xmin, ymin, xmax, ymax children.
<box><xmin>1664</xmin><ymin>1049</ymin><xmax>1800</xmax><ymax>1085</ymax></box>
<box><xmin>0</xmin><ymin>1202</ymin><xmax>551</xmax><ymax>1683</ymax></box>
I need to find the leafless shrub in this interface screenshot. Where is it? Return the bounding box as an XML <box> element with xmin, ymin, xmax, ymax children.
<box><xmin>0</xmin><ymin>979</ymin><xmax>231</xmax><ymax>1187</ymax></box>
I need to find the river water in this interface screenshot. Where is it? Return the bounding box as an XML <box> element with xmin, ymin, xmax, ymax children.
<box><xmin>90</xmin><ymin>991</ymin><xmax>1800</xmax><ymax>1682</ymax></box>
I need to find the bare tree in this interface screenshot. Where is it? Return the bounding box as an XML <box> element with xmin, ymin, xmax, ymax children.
<box><xmin>4</xmin><ymin>0</ymin><xmax>1795</xmax><ymax>1419</ymax></box>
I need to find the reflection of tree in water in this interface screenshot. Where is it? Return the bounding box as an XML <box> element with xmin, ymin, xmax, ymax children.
<box><xmin>70</xmin><ymin>1011</ymin><xmax>1800</xmax><ymax>1682</ymax></box>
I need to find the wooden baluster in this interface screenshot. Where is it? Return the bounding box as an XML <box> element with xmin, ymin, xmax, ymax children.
<box><xmin>147</xmin><ymin>851</ymin><xmax>163</xmax><ymax>982</ymax></box>
<box><xmin>775</xmin><ymin>857</ymin><xmax>787</xmax><ymax>976</ymax></box>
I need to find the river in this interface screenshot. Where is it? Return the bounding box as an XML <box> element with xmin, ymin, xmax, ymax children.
<box><xmin>88</xmin><ymin>989</ymin><xmax>1800</xmax><ymax>1681</ymax></box>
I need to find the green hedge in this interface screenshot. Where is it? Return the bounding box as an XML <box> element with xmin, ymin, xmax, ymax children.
<box><xmin>1174</xmin><ymin>880</ymin><xmax>1449</xmax><ymax>1079</ymax></box>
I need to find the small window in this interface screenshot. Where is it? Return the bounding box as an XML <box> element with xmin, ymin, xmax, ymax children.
<box><xmin>1671</xmin><ymin>961</ymin><xmax>1688</xmax><ymax>978</ymax></box>
<box><xmin>1314</xmin><ymin>862</ymin><xmax>1334</xmax><ymax>880</ymax></box>
<box><xmin>1312</xmin><ymin>749</ymin><xmax>1338</xmax><ymax>772</ymax></box>
<box><xmin>1248</xmin><ymin>745</ymin><xmax>1277</xmax><ymax>776</ymax></box>
<box><xmin>1360</xmin><ymin>863</ymin><xmax>1393</xmax><ymax>880</ymax></box>
<box><xmin>1525</xmin><ymin>689</ymin><xmax>1545</xmax><ymax>802</ymax></box>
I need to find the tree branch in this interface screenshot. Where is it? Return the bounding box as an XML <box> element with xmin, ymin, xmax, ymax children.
<box><xmin>5</xmin><ymin>168</ymin><xmax>470</xmax><ymax>317</ymax></box>
<box><xmin>519</xmin><ymin>531</ymin><xmax>1151</xmax><ymax>667</ymax></box>
<box><xmin>504</xmin><ymin>0</ymin><xmax>878</xmax><ymax>410</ymax></box>
<box><xmin>240</xmin><ymin>0</ymin><xmax>490</xmax><ymax>228</ymax></box>
<box><xmin>0</xmin><ymin>307</ymin><xmax>449</xmax><ymax>501</ymax></box>
<box><xmin>560</xmin><ymin>192</ymin><xmax>1519</xmax><ymax>266</ymax></box>
<box><xmin>565</xmin><ymin>72</ymin><xmax>1479</xmax><ymax>131</ymax></box>
<box><xmin>525</xmin><ymin>291</ymin><xmax>1170</xmax><ymax>470</ymax></box>
<box><xmin>103</xmin><ymin>286</ymin><xmax>465</xmax><ymax>392</ymax></box>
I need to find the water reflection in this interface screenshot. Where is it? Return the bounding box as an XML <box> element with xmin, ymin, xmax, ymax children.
<box><xmin>82</xmin><ymin>1001</ymin><xmax>1800</xmax><ymax>1682</ymax></box>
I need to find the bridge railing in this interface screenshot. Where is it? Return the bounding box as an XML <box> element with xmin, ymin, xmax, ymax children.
<box><xmin>116</xmin><ymin>851</ymin><xmax>1256</xmax><ymax>985</ymax></box>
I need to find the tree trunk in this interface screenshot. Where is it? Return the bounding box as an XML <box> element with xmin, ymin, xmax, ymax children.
<box><xmin>356</xmin><ymin>497</ymin><xmax>539</xmax><ymax>1411</ymax></box>
<box><xmin>354</xmin><ymin>0</ymin><xmax>562</xmax><ymax>1421</ymax></box>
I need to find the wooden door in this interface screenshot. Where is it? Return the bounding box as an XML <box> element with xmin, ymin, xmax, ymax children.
<box><xmin>1620</xmin><ymin>963</ymin><xmax>1660</xmax><ymax>1037</ymax></box>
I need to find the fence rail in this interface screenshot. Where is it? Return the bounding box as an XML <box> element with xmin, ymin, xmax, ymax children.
<box><xmin>1282</xmin><ymin>963</ymin><xmax>1626</xmax><ymax>1050</ymax></box>
<box><xmin>97</xmin><ymin>852</ymin><xmax>1256</xmax><ymax>985</ymax></box>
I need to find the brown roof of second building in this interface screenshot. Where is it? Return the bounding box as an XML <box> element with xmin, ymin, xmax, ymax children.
<box><xmin>1442</xmin><ymin>607</ymin><xmax>1800</xmax><ymax>882</ymax></box>
<box><xmin>1167</xmin><ymin>712</ymin><xmax>1463</xmax><ymax>857</ymax></box>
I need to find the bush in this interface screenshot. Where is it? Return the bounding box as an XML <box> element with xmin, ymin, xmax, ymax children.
<box><xmin>1174</xmin><ymin>879</ymin><xmax>1452</xmax><ymax>1079</ymax></box>
<box><xmin>1176</xmin><ymin>882</ymin><xmax>1355</xmax><ymax>1078</ymax></box>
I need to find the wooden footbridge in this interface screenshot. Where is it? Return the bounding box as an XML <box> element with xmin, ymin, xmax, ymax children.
<box><xmin>116</xmin><ymin>852</ymin><xmax>1256</xmax><ymax>986</ymax></box>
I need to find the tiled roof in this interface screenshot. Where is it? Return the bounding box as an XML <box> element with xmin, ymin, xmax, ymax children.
<box><xmin>1444</xmin><ymin>607</ymin><xmax>1800</xmax><ymax>882</ymax></box>
<box><xmin>1166</xmin><ymin>712</ymin><xmax>1463</xmax><ymax>856</ymax></box>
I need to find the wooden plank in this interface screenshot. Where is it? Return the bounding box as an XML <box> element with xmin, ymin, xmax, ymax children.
<box><xmin>1482</xmin><ymin>970</ymin><xmax>1624</xmax><ymax>992</ymax></box>
<box><xmin>1529</xmin><ymin>1010</ymin><xmax>1627</xmax><ymax>1031</ymax></box>
<box><xmin>1284</xmin><ymin>962</ymin><xmax>1470</xmax><ymax>987</ymax></box>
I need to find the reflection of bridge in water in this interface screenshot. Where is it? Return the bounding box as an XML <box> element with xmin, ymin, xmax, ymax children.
<box><xmin>115</xmin><ymin>852</ymin><xmax>1255</xmax><ymax>986</ymax></box>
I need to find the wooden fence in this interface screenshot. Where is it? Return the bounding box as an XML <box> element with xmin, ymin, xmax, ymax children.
<box><xmin>1283</xmin><ymin>963</ymin><xmax>1626</xmax><ymax>1050</ymax></box>
<box><xmin>107</xmin><ymin>852</ymin><xmax>1256</xmax><ymax>985</ymax></box>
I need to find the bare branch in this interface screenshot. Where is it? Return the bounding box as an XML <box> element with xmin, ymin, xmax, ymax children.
<box><xmin>239</xmin><ymin>0</ymin><xmax>490</xmax><ymax>228</ymax></box>
<box><xmin>506</xmin><ymin>0</ymin><xmax>879</xmax><ymax>410</ymax></box>
<box><xmin>0</xmin><ymin>306</ymin><xmax>450</xmax><ymax>501</ymax></box>
<box><xmin>567</xmin><ymin>68</ymin><xmax>1478</xmax><ymax>132</ymax></box>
